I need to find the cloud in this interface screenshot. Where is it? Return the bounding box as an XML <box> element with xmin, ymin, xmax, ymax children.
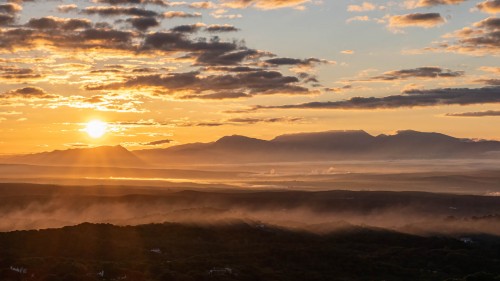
<box><xmin>0</xmin><ymin>1</ymin><xmax>326</xmax><ymax>105</ymax></box>
<box><xmin>181</xmin><ymin>91</ymin><xmax>251</xmax><ymax>99</ymax></box>
<box><xmin>142</xmin><ymin>139</ymin><xmax>172</xmax><ymax>145</ymax></box>
<box><xmin>341</xmin><ymin>50</ymin><xmax>355</xmax><ymax>55</ymax></box>
<box><xmin>26</xmin><ymin>16</ymin><xmax>92</xmax><ymax>30</ymax></box>
<box><xmin>346</xmin><ymin>16</ymin><xmax>370</xmax><ymax>23</ymax></box>
<box><xmin>220</xmin><ymin>0</ymin><xmax>311</xmax><ymax>10</ymax></box>
<box><xmin>57</xmin><ymin>4</ymin><xmax>78</xmax><ymax>13</ymax></box>
<box><xmin>476</xmin><ymin>0</ymin><xmax>500</xmax><ymax>14</ymax></box>
<box><xmin>0</xmin><ymin>87</ymin><xmax>59</xmax><ymax>99</ymax></box>
<box><xmin>264</xmin><ymin>57</ymin><xmax>329</xmax><ymax>67</ymax></box>
<box><xmin>47</xmin><ymin>94</ymin><xmax>147</xmax><ymax>112</ymax></box>
<box><xmin>0</xmin><ymin>111</ymin><xmax>22</xmax><ymax>115</ymax></box>
<box><xmin>257</xmin><ymin>86</ymin><xmax>500</xmax><ymax>110</ymax></box>
<box><xmin>0</xmin><ymin>14</ymin><xmax>15</xmax><ymax>26</ymax></box>
<box><xmin>226</xmin><ymin>116</ymin><xmax>304</xmax><ymax>124</ymax></box>
<box><xmin>86</xmin><ymin>70</ymin><xmax>310</xmax><ymax>99</ymax></box>
<box><xmin>405</xmin><ymin>0</ymin><xmax>465</xmax><ymax>8</ymax></box>
<box><xmin>170</xmin><ymin>23</ymin><xmax>206</xmax><ymax>33</ymax></box>
<box><xmin>438</xmin><ymin>17</ymin><xmax>500</xmax><ymax>55</ymax></box>
<box><xmin>475</xmin><ymin>78</ymin><xmax>500</xmax><ymax>86</ymax></box>
<box><xmin>357</xmin><ymin>67</ymin><xmax>464</xmax><ymax>82</ymax></box>
<box><xmin>83</xmin><ymin>6</ymin><xmax>159</xmax><ymax>17</ymax></box>
<box><xmin>163</xmin><ymin>11</ymin><xmax>202</xmax><ymax>18</ymax></box>
<box><xmin>125</xmin><ymin>16</ymin><xmax>160</xmax><ymax>31</ymax></box>
<box><xmin>0</xmin><ymin>3</ymin><xmax>22</xmax><ymax>14</ymax></box>
<box><xmin>0</xmin><ymin>65</ymin><xmax>43</xmax><ymax>80</ymax></box>
<box><xmin>177</xmin><ymin>116</ymin><xmax>304</xmax><ymax>126</ymax></box>
<box><xmin>446</xmin><ymin>110</ymin><xmax>500</xmax><ymax>117</ymax></box>
<box><xmin>91</xmin><ymin>0</ymin><xmax>169</xmax><ymax>6</ymax></box>
<box><xmin>205</xmin><ymin>24</ymin><xmax>239</xmax><ymax>32</ymax></box>
<box><xmin>0</xmin><ymin>86</ymin><xmax>146</xmax><ymax>112</ymax></box>
<box><xmin>139</xmin><ymin>32</ymin><xmax>256</xmax><ymax>65</ymax></box>
<box><xmin>388</xmin><ymin>13</ymin><xmax>445</xmax><ymax>29</ymax></box>
<box><xmin>189</xmin><ymin>1</ymin><xmax>218</xmax><ymax>9</ymax></box>
<box><xmin>347</xmin><ymin>2</ymin><xmax>376</xmax><ymax>12</ymax></box>
<box><xmin>325</xmin><ymin>85</ymin><xmax>353</xmax><ymax>93</ymax></box>
<box><xmin>479</xmin><ymin>66</ymin><xmax>500</xmax><ymax>73</ymax></box>
<box><xmin>210</xmin><ymin>9</ymin><xmax>242</xmax><ymax>19</ymax></box>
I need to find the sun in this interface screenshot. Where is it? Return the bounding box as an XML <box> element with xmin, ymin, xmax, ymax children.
<box><xmin>85</xmin><ymin>120</ymin><xmax>107</xmax><ymax>139</ymax></box>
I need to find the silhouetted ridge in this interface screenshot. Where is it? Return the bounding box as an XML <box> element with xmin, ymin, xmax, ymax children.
<box><xmin>272</xmin><ymin>130</ymin><xmax>375</xmax><ymax>151</ymax></box>
<box><xmin>215</xmin><ymin>135</ymin><xmax>268</xmax><ymax>148</ymax></box>
<box><xmin>7</xmin><ymin>145</ymin><xmax>145</xmax><ymax>168</ymax></box>
<box><xmin>8</xmin><ymin>130</ymin><xmax>499</xmax><ymax>167</ymax></box>
<box><xmin>135</xmin><ymin>130</ymin><xmax>500</xmax><ymax>164</ymax></box>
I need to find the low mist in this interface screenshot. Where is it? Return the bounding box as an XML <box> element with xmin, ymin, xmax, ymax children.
<box><xmin>1</xmin><ymin>188</ymin><xmax>499</xmax><ymax>236</ymax></box>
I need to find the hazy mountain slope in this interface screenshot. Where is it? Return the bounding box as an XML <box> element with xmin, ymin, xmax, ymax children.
<box><xmin>136</xmin><ymin>130</ymin><xmax>500</xmax><ymax>164</ymax></box>
<box><xmin>4</xmin><ymin>130</ymin><xmax>500</xmax><ymax>167</ymax></box>
<box><xmin>6</xmin><ymin>145</ymin><xmax>146</xmax><ymax>168</ymax></box>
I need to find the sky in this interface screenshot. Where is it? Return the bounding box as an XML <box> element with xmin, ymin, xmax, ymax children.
<box><xmin>0</xmin><ymin>0</ymin><xmax>499</xmax><ymax>154</ymax></box>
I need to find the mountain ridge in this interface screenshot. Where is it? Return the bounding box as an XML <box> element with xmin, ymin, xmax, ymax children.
<box><xmin>135</xmin><ymin>130</ymin><xmax>500</xmax><ymax>164</ymax></box>
<box><xmin>3</xmin><ymin>130</ymin><xmax>500</xmax><ymax>166</ymax></box>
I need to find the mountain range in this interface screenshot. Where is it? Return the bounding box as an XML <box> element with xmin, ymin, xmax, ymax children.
<box><xmin>3</xmin><ymin>130</ymin><xmax>500</xmax><ymax>167</ymax></box>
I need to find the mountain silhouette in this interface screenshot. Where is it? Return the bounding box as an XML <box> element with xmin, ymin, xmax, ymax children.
<box><xmin>7</xmin><ymin>145</ymin><xmax>146</xmax><ymax>167</ymax></box>
<box><xmin>136</xmin><ymin>130</ymin><xmax>500</xmax><ymax>164</ymax></box>
<box><xmin>4</xmin><ymin>130</ymin><xmax>500</xmax><ymax>167</ymax></box>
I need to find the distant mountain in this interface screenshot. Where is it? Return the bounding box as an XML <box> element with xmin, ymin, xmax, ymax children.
<box><xmin>6</xmin><ymin>145</ymin><xmax>146</xmax><ymax>168</ymax></box>
<box><xmin>4</xmin><ymin>130</ymin><xmax>500</xmax><ymax>167</ymax></box>
<box><xmin>135</xmin><ymin>130</ymin><xmax>500</xmax><ymax>164</ymax></box>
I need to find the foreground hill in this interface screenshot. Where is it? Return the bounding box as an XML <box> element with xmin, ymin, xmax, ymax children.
<box><xmin>136</xmin><ymin>130</ymin><xmax>500</xmax><ymax>164</ymax></box>
<box><xmin>0</xmin><ymin>222</ymin><xmax>499</xmax><ymax>281</ymax></box>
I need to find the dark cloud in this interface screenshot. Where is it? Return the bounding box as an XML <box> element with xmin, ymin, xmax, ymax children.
<box><xmin>0</xmin><ymin>3</ymin><xmax>22</xmax><ymax>14</ymax></box>
<box><xmin>258</xmin><ymin>86</ymin><xmax>500</xmax><ymax>110</ymax></box>
<box><xmin>439</xmin><ymin>17</ymin><xmax>500</xmax><ymax>56</ymax></box>
<box><xmin>203</xmin><ymin>66</ymin><xmax>264</xmax><ymax>72</ymax></box>
<box><xmin>171</xmin><ymin>23</ymin><xmax>205</xmax><ymax>33</ymax></box>
<box><xmin>476</xmin><ymin>0</ymin><xmax>500</xmax><ymax>14</ymax></box>
<box><xmin>0</xmin><ymin>66</ymin><xmax>42</xmax><ymax>79</ymax></box>
<box><xmin>83</xmin><ymin>6</ymin><xmax>159</xmax><ymax>17</ymax></box>
<box><xmin>141</xmin><ymin>32</ymin><xmax>261</xmax><ymax>65</ymax></box>
<box><xmin>0</xmin><ymin>14</ymin><xmax>15</xmax><ymax>26</ymax></box>
<box><xmin>265</xmin><ymin>57</ymin><xmax>327</xmax><ymax>67</ymax></box>
<box><xmin>26</xmin><ymin>17</ymin><xmax>92</xmax><ymax>30</ymax></box>
<box><xmin>143</xmin><ymin>139</ymin><xmax>172</xmax><ymax>146</ymax></box>
<box><xmin>86</xmin><ymin>70</ymin><xmax>309</xmax><ymax>98</ymax></box>
<box><xmin>181</xmin><ymin>91</ymin><xmax>251</xmax><ymax>99</ymax></box>
<box><xmin>176</xmin><ymin>116</ymin><xmax>304</xmax><ymax>127</ymax></box>
<box><xmin>389</xmin><ymin>13</ymin><xmax>445</xmax><ymax>28</ymax></box>
<box><xmin>0</xmin><ymin>87</ymin><xmax>58</xmax><ymax>99</ymax></box>
<box><xmin>446</xmin><ymin>110</ymin><xmax>500</xmax><ymax>117</ymax></box>
<box><xmin>0</xmin><ymin>18</ymin><xmax>288</xmax><ymax>74</ymax></box>
<box><xmin>125</xmin><ymin>16</ymin><xmax>159</xmax><ymax>31</ymax></box>
<box><xmin>205</xmin><ymin>24</ymin><xmax>239</xmax><ymax>32</ymax></box>
<box><xmin>70</xmin><ymin>28</ymin><xmax>134</xmax><ymax>47</ymax></box>
<box><xmin>0</xmin><ymin>4</ymin><xmax>319</xmax><ymax>101</ymax></box>
<box><xmin>364</xmin><ymin>67</ymin><xmax>464</xmax><ymax>81</ymax></box>
<box><xmin>92</xmin><ymin>0</ymin><xmax>168</xmax><ymax>6</ymax></box>
<box><xmin>476</xmin><ymin>17</ymin><xmax>500</xmax><ymax>29</ymax></box>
